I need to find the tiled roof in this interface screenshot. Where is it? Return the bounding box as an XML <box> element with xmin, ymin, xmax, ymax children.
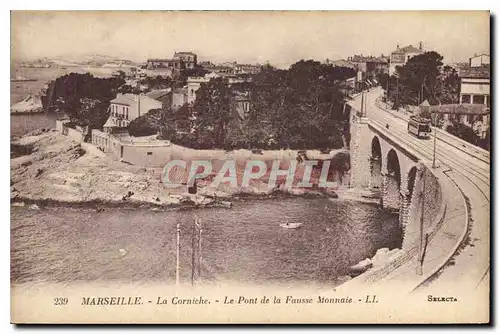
<box><xmin>172</xmin><ymin>88</ymin><xmax>188</xmax><ymax>95</ymax></box>
<box><xmin>103</xmin><ymin>116</ymin><xmax>130</xmax><ymax>128</ymax></box>
<box><xmin>394</xmin><ymin>45</ymin><xmax>421</xmax><ymax>54</ymax></box>
<box><xmin>111</xmin><ymin>94</ymin><xmax>160</xmax><ymax>106</ymax></box>
<box><xmin>147</xmin><ymin>58</ymin><xmax>174</xmax><ymax>62</ymax></box>
<box><xmin>470</xmin><ymin>54</ymin><xmax>490</xmax><ymax>59</ymax></box>
<box><xmin>350</xmin><ymin>55</ymin><xmax>388</xmax><ymax>63</ymax></box>
<box><xmin>329</xmin><ymin>59</ymin><xmax>356</xmax><ymax>68</ymax></box>
<box><xmin>425</xmin><ymin>104</ymin><xmax>489</xmax><ymax>115</ymax></box>
<box><xmin>458</xmin><ymin>66</ymin><xmax>490</xmax><ymax>78</ymax></box>
<box><xmin>174</xmin><ymin>51</ymin><xmax>196</xmax><ymax>56</ymax></box>
<box><xmin>110</xmin><ymin>94</ymin><xmax>136</xmax><ymax>105</ymax></box>
<box><xmin>146</xmin><ymin>89</ymin><xmax>171</xmax><ymax>100</ymax></box>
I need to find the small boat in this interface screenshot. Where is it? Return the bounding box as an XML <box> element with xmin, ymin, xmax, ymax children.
<box><xmin>280</xmin><ymin>222</ymin><xmax>303</xmax><ymax>229</ymax></box>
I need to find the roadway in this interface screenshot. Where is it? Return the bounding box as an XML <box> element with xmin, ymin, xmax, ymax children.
<box><xmin>350</xmin><ymin>87</ymin><xmax>490</xmax><ymax>292</ymax></box>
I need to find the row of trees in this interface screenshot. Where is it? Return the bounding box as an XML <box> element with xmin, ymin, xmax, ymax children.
<box><xmin>383</xmin><ymin>51</ymin><xmax>460</xmax><ymax>109</ymax></box>
<box><xmin>382</xmin><ymin>51</ymin><xmax>490</xmax><ymax>151</ymax></box>
<box><xmin>40</xmin><ymin>61</ymin><xmax>355</xmax><ymax>151</ymax></box>
<box><xmin>158</xmin><ymin>60</ymin><xmax>356</xmax><ymax>150</ymax></box>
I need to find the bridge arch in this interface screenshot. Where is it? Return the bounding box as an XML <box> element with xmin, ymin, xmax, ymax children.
<box><xmin>370</xmin><ymin>136</ymin><xmax>382</xmax><ymax>189</ymax></box>
<box><xmin>383</xmin><ymin>149</ymin><xmax>401</xmax><ymax>210</ymax></box>
<box><xmin>407</xmin><ymin>166</ymin><xmax>418</xmax><ymax>200</ymax></box>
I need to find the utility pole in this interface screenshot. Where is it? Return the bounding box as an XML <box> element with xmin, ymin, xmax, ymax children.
<box><xmin>176</xmin><ymin>223</ymin><xmax>180</xmax><ymax>286</ymax></box>
<box><xmin>386</xmin><ymin>75</ymin><xmax>390</xmax><ymax>102</ymax></box>
<box><xmin>198</xmin><ymin>222</ymin><xmax>202</xmax><ymax>279</ymax></box>
<box><xmin>421</xmin><ymin>83</ymin><xmax>424</xmax><ymax>104</ymax></box>
<box><xmin>417</xmin><ymin>169</ymin><xmax>426</xmax><ymax>276</ymax></box>
<box><xmin>360</xmin><ymin>91</ymin><xmax>365</xmax><ymax>117</ymax></box>
<box><xmin>396</xmin><ymin>77</ymin><xmax>399</xmax><ymax>109</ymax></box>
<box><xmin>432</xmin><ymin>112</ymin><xmax>437</xmax><ymax>168</ymax></box>
<box><xmin>191</xmin><ymin>219</ymin><xmax>196</xmax><ymax>286</ymax></box>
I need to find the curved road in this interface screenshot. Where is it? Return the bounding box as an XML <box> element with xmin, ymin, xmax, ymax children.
<box><xmin>350</xmin><ymin>87</ymin><xmax>490</xmax><ymax>292</ymax></box>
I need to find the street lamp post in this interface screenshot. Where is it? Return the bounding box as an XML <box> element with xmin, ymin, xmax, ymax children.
<box><xmin>432</xmin><ymin>111</ymin><xmax>437</xmax><ymax>169</ymax></box>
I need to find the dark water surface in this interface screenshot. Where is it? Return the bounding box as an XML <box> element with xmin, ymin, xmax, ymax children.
<box><xmin>11</xmin><ymin>113</ymin><xmax>59</xmax><ymax>137</ymax></box>
<box><xmin>11</xmin><ymin>198</ymin><xmax>402</xmax><ymax>287</ymax></box>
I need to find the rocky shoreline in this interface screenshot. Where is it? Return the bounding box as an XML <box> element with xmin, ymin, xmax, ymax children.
<box><xmin>10</xmin><ymin>130</ymin><xmax>340</xmax><ymax>211</ymax></box>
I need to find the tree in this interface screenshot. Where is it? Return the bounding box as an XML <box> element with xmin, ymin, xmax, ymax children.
<box><xmin>388</xmin><ymin>51</ymin><xmax>459</xmax><ymax>108</ymax></box>
<box><xmin>128</xmin><ymin>109</ymin><xmax>163</xmax><ymax>137</ymax></box>
<box><xmin>41</xmin><ymin>73</ymin><xmax>125</xmax><ymax>129</ymax></box>
<box><xmin>445</xmin><ymin>122</ymin><xmax>480</xmax><ymax>146</ymax></box>
<box><xmin>138</xmin><ymin>75</ymin><xmax>172</xmax><ymax>91</ymax></box>
<box><xmin>164</xmin><ymin>60</ymin><xmax>355</xmax><ymax>150</ymax></box>
<box><xmin>438</xmin><ymin>65</ymin><xmax>460</xmax><ymax>104</ymax></box>
<box><xmin>249</xmin><ymin>60</ymin><xmax>354</xmax><ymax>149</ymax></box>
<box><xmin>192</xmin><ymin>77</ymin><xmax>233</xmax><ymax>148</ymax></box>
<box><xmin>478</xmin><ymin>128</ymin><xmax>491</xmax><ymax>151</ymax></box>
<box><xmin>72</xmin><ymin>97</ymin><xmax>110</xmax><ymax>131</ymax></box>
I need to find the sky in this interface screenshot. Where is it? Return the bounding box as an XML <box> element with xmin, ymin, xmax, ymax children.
<box><xmin>11</xmin><ymin>11</ymin><xmax>490</xmax><ymax>68</ymax></box>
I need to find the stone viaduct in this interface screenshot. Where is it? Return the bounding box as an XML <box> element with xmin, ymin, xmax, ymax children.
<box><xmin>348</xmin><ymin>106</ymin><xmax>428</xmax><ymax>233</ymax></box>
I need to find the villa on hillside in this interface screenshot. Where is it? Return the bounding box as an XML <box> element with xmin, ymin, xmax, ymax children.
<box><xmin>145</xmin><ymin>51</ymin><xmax>198</xmax><ymax>78</ymax></box>
<box><xmin>389</xmin><ymin>42</ymin><xmax>424</xmax><ymax>75</ymax></box>
<box><xmin>173</xmin><ymin>51</ymin><xmax>197</xmax><ymax>69</ymax></box>
<box><xmin>186</xmin><ymin>72</ymin><xmax>249</xmax><ymax>104</ymax></box>
<box><xmin>103</xmin><ymin>93</ymin><xmax>162</xmax><ymax>133</ymax></box>
<box><xmin>469</xmin><ymin>54</ymin><xmax>490</xmax><ymax>67</ymax></box>
<box><xmin>91</xmin><ymin>92</ymin><xmax>168</xmax><ymax>165</ymax></box>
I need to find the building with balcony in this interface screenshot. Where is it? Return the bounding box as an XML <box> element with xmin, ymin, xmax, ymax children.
<box><xmin>104</xmin><ymin>93</ymin><xmax>162</xmax><ymax>133</ymax></box>
<box><xmin>458</xmin><ymin>66</ymin><xmax>490</xmax><ymax>107</ymax></box>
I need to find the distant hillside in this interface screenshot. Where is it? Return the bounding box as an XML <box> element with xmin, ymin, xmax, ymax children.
<box><xmin>20</xmin><ymin>54</ymin><xmax>139</xmax><ymax>68</ymax></box>
<box><xmin>65</xmin><ymin>53</ymin><xmax>139</xmax><ymax>67</ymax></box>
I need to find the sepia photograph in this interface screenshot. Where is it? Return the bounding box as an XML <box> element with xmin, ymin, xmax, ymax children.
<box><xmin>9</xmin><ymin>10</ymin><xmax>490</xmax><ymax>324</ymax></box>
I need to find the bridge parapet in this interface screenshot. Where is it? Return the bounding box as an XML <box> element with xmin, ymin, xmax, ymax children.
<box><xmin>348</xmin><ymin>105</ymin><xmax>443</xmax><ymax>240</ymax></box>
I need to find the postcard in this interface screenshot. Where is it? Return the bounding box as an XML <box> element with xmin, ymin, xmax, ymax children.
<box><xmin>10</xmin><ymin>10</ymin><xmax>490</xmax><ymax>324</ymax></box>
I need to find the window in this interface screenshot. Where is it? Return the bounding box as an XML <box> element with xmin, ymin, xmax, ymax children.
<box><xmin>461</xmin><ymin>94</ymin><xmax>471</xmax><ymax>104</ymax></box>
<box><xmin>147</xmin><ymin>152</ymin><xmax>153</xmax><ymax>156</ymax></box>
<box><xmin>472</xmin><ymin>95</ymin><xmax>484</xmax><ymax>104</ymax></box>
<box><xmin>125</xmin><ymin>107</ymin><xmax>129</xmax><ymax>120</ymax></box>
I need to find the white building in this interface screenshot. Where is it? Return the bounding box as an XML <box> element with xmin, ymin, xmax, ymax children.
<box><xmin>104</xmin><ymin>93</ymin><xmax>162</xmax><ymax>133</ymax></box>
<box><xmin>458</xmin><ymin>67</ymin><xmax>490</xmax><ymax>107</ymax></box>
<box><xmin>389</xmin><ymin>43</ymin><xmax>424</xmax><ymax>75</ymax></box>
<box><xmin>186</xmin><ymin>72</ymin><xmax>247</xmax><ymax>104</ymax></box>
<box><xmin>469</xmin><ymin>54</ymin><xmax>490</xmax><ymax>68</ymax></box>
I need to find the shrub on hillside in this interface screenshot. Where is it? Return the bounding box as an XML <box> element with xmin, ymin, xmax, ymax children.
<box><xmin>127</xmin><ymin>109</ymin><xmax>162</xmax><ymax>137</ymax></box>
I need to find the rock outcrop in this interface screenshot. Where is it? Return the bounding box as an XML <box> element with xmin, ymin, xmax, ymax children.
<box><xmin>11</xmin><ymin>94</ymin><xmax>43</xmax><ymax>113</ymax></box>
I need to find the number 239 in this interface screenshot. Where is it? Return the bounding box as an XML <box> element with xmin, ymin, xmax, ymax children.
<box><xmin>54</xmin><ymin>297</ymin><xmax>68</xmax><ymax>306</ymax></box>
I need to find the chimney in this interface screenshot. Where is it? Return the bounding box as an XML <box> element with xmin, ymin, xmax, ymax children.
<box><xmin>419</xmin><ymin>41</ymin><xmax>423</xmax><ymax>51</ymax></box>
<box><xmin>397</xmin><ymin>44</ymin><xmax>400</xmax><ymax>50</ymax></box>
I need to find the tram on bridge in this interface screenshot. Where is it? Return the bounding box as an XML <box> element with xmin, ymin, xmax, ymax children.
<box><xmin>407</xmin><ymin>116</ymin><xmax>431</xmax><ymax>139</ymax></box>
